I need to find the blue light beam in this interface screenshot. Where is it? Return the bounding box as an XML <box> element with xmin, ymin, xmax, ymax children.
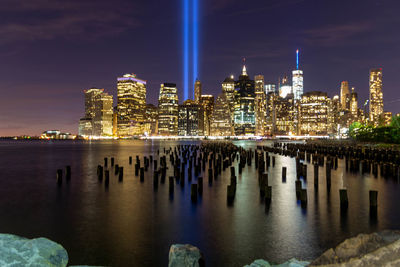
<box><xmin>183</xmin><ymin>0</ymin><xmax>189</xmax><ymax>101</ymax></box>
<box><xmin>296</xmin><ymin>49</ymin><xmax>299</xmax><ymax>70</ymax></box>
<box><xmin>192</xmin><ymin>0</ymin><xmax>198</xmax><ymax>100</ymax></box>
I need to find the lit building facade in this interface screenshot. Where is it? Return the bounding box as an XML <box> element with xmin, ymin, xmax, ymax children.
<box><xmin>158</xmin><ymin>83</ymin><xmax>179</xmax><ymax>136</ymax></box>
<box><xmin>292</xmin><ymin>70</ymin><xmax>303</xmax><ymax>100</ymax></box>
<box><xmin>200</xmin><ymin>95</ymin><xmax>214</xmax><ymax>136</ymax></box>
<box><xmin>178</xmin><ymin>100</ymin><xmax>204</xmax><ymax>136</ymax></box>
<box><xmin>279</xmin><ymin>76</ymin><xmax>292</xmax><ymax>98</ymax></box>
<box><xmin>369</xmin><ymin>68</ymin><xmax>383</xmax><ymax>126</ymax></box>
<box><xmin>80</xmin><ymin>88</ymin><xmax>113</xmax><ymax>137</ymax></box>
<box><xmin>143</xmin><ymin>104</ymin><xmax>158</xmax><ymax>136</ymax></box>
<box><xmin>210</xmin><ymin>93</ymin><xmax>233</xmax><ymax>136</ymax></box>
<box><xmin>265</xmin><ymin>83</ymin><xmax>276</xmax><ymax>94</ymax></box>
<box><xmin>233</xmin><ymin>65</ymin><xmax>256</xmax><ymax>135</ymax></box>
<box><xmin>299</xmin><ymin>91</ymin><xmax>329</xmax><ymax>136</ymax></box>
<box><xmin>340</xmin><ymin>81</ymin><xmax>350</xmax><ymax>110</ymax></box>
<box><xmin>255</xmin><ymin>75</ymin><xmax>266</xmax><ymax>136</ymax></box>
<box><xmin>222</xmin><ymin>76</ymin><xmax>235</xmax><ymax>119</ymax></box>
<box><xmin>350</xmin><ymin>87</ymin><xmax>358</xmax><ymax>119</ymax></box>
<box><xmin>272</xmin><ymin>93</ymin><xmax>295</xmax><ymax>135</ymax></box>
<box><xmin>194</xmin><ymin>79</ymin><xmax>202</xmax><ymax>104</ymax></box>
<box><xmin>117</xmin><ymin>74</ymin><xmax>147</xmax><ymax>137</ymax></box>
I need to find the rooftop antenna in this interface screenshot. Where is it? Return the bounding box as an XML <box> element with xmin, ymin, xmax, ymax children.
<box><xmin>296</xmin><ymin>49</ymin><xmax>299</xmax><ymax>70</ymax></box>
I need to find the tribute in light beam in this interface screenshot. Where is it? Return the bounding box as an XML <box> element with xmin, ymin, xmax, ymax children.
<box><xmin>183</xmin><ymin>0</ymin><xmax>189</xmax><ymax>101</ymax></box>
<box><xmin>192</xmin><ymin>0</ymin><xmax>198</xmax><ymax>100</ymax></box>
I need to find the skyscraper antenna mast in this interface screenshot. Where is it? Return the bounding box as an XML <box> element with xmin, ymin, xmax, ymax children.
<box><xmin>296</xmin><ymin>49</ymin><xmax>299</xmax><ymax>70</ymax></box>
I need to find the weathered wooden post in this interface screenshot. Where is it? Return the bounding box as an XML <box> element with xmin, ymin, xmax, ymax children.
<box><xmin>295</xmin><ymin>180</ymin><xmax>302</xmax><ymax>198</ymax></box>
<box><xmin>312</xmin><ymin>164</ymin><xmax>318</xmax><ymax>188</ymax></box>
<box><xmin>65</xmin><ymin>166</ymin><xmax>71</xmax><ymax>181</ymax></box>
<box><xmin>129</xmin><ymin>156</ymin><xmax>132</xmax><ymax>165</ymax></box>
<box><xmin>111</xmin><ymin>157</ymin><xmax>114</xmax><ymax>167</ymax></box>
<box><xmin>56</xmin><ymin>169</ymin><xmax>62</xmax><ymax>185</ymax></box>
<box><xmin>198</xmin><ymin>177</ymin><xmax>203</xmax><ymax>195</ymax></box>
<box><xmin>282</xmin><ymin>167</ymin><xmax>287</xmax><ymax>180</ymax></box>
<box><xmin>339</xmin><ymin>189</ymin><xmax>348</xmax><ymax>209</ymax></box>
<box><xmin>140</xmin><ymin>167</ymin><xmax>144</xmax><ymax>182</ymax></box>
<box><xmin>191</xmin><ymin>184</ymin><xmax>198</xmax><ymax>202</ymax></box>
<box><xmin>369</xmin><ymin>190</ymin><xmax>378</xmax><ymax>208</ymax></box>
<box><xmin>169</xmin><ymin>176</ymin><xmax>174</xmax><ymax>194</ymax></box>
<box><xmin>97</xmin><ymin>165</ymin><xmax>103</xmax><ymax>181</ymax></box>
<box><xmin>104</xmin><ymin>157</ymin><xmax>108</xmax><ymax>167</ymax></box>
<box><xmin>300</xmin><ymin>188</ymin><xmax>307</xmax><ymax>206</ymax></box>
<box><xmin>105</xmin><ymin>170</ymin><xmax>110</xmax><ymax>187</ymax></box>
<box><xmin>118</xmin><ymin>167</ymin><xmax>123</xmax><ymax>182</ymax></box>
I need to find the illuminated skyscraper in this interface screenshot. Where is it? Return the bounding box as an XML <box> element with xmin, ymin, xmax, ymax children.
<box><xmin>80</xmin><ymin>88</ymin><xmax>113</xmax><ymax>137</ymax></box>
<box><xmin>194</xmin><ymin>79</ymin><xmax>202</xmax><ymax>104</ymax></box>
<box><xmin>350</xmin><ymin>87</ymin><xmax>358</xmax><ymax>119</ymax></box>
<box><xmin>210</xmin><ymin>93</ymin><xmax>233</xmax><ymax>136</ymax></box>
<box><xmin>200</xmin><ymin>95</ymin><xmax>214</xmax><ymax>136</ymax></box>
<box><xmin>299</xmin><ymin>91</ymin><xmax>329</xmax><ymax>136</ymax></box>
<box><xmin>340</xmin><ymin>81</ymin><xmax>350</xmax><ymax>110</ymax></box>
<box><xmin>143</xmin><ymin>104</ymin><xmax>158</xmax><ymax>136</ymax></box>
<box><xmin>233</xmin><ymin>64</ymin><xmax>255</xmax><ymax>135</ymax></box>
<box><xmin>292</xmin><ymin>49</ymin><xmax>303</xmax><ymax>100</ymax></box>
<box><xmin>369</xmin><ymin>68</ymin><xmax>383</xmax><ymax>126</ymax></box>
<box><xmin>222</xmin><ymin>76</ymin><xmax>235</xmax><ymax>117</ymax></box>
<box><xmin>255</xmin><ymin>75</ymin><xmax>266</xmax><ymax>136</ymax></box>
<box><xmin>158</xmin><ymin>83</ymin><xmax>179</xmax><ymax>136</ymax></box>
<box><xmin>279</xmin><ymin>76</ymin><xmax>292</xmax><ymax>98</ymax></box>
<box><xmin>272</xmin><ymin>93</ymin><xmax>295</xmax><ymax>135</ymax></box>
<box><xmin>117</xmin><ymin>73</ymin><xmax>147</xmax><ymax>137</ymax></box>
<box><xmin>178</xmin><ymin>100</ymin><xmax>204</xmax><ymax>136</ymax></box>
<box><xmin>265</xmin><ymin>83</ymin><xmax>276</xmax><ymax>94</ymax></box>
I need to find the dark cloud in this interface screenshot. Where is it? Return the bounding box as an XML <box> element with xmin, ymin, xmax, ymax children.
<box><xmin>0</xmin><ymin>0</ymin><xmax>141</xmax><ymax>44</ymax></box>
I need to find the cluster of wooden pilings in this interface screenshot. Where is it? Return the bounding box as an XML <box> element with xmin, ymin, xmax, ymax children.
<box><xmin>260</xmin><ymin>142</ymin><xmax>383</xmax><ymax>211</ymax></box>
<box><xmin>56</xmin><ymin>140</ymin><xmax>383</xmax><ymax>213</ymax></box>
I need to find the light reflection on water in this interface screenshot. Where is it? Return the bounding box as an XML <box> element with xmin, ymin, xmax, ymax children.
<box><xmin>0</xmin><ymin>140</ymin><xmax>398</xmax><ymax>266</ymax></box>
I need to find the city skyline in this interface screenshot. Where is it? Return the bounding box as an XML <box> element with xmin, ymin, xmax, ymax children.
<box><xmin>1</xmin><ymin>0</ymin><xmax>399</xmax><ymax>135</ymax></box>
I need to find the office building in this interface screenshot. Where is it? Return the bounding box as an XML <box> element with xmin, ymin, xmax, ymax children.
<box><xmin>117</xmin><ymin>73</ymin><xmax>147</xmax><ymax>137</ymax></box>
<box><xmin>194</xmin><ymin>79</ymin><xmax>202</xmax><ymax>104</ymax></box>
<box><xmin>178</xmin><ymin>100</ymin><xmax>204</xmax><ymax>136</ymax></box>
<box><xmin>210</xmin><ymin>93</ymin><xmax>233</xmax><ymax>136</ymax></box>
<box><xmin>299</xmin><ymin>91</ymin><xmax>329</xmax><ymax>136</ymax></box>
<box><xmin>255</xmin><ymin>74</ymin><xmax>266</xmax><ymax>136</ymax></box>
<box><xmin>158</xmin><ymin>83</ymin><xmax>179</xmax><ymax>136</ymax></box>
<box><xmin>369</xmin><ymin>68</ymin><xmax>384</xmax><ymax>126</ymax></box>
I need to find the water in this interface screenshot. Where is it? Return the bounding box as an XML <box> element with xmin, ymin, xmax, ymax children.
<box><xmin>0</xmin><ymin>140</ymin><xmax>399</xmax><ymax>266</ymax></box>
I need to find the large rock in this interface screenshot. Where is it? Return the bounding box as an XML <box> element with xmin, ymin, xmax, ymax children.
<box><xmin>0</xmin><ymin>233</ymin><xmax>68</xmax><ymax>267</ymax></box>
<box><xmin>244</xmin><ymin>258</ymin><xmax>309</xmax><ymax>267</ymax></box>
<box><xmin>310</xmin><ymin>230</ymin><xmax>400</xmax><ymax>266</ymax></box>
<box><xmin>168</xmin><ymin>244</ymin><xmax>205</xmax><ymax>267</ymax></box>
<box><xmin>244</xmin><ymin>259</ymin><xmax>271</xmax><ymax>267</ymax></box>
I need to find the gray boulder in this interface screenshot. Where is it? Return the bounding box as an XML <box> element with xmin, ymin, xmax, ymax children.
<box><xmin>0</xmin><ymin>233</ymin><xmax>68</xmax><ymax>267</ymax></box>
<box><xmin>244</xmin><ymin>259</ymin><xmax>271</xmax><ymax>267</ymax></box>
<box><xmin>168</xmin><ymin>244</ymin><xmax>205</xmax><ymax>267</ymax></box>
<box><xmin>310</xmin><ymin>230</ymin><xmax>400</xmax><ymax>266</ymax></box>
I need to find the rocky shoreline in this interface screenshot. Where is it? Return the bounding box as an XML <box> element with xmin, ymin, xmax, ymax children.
<box><xmin>1</xmin><ymin>230</ymin><xmax>400</xmax><ymax>266</ymax></box>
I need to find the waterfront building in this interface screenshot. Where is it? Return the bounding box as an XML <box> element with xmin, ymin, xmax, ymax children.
<box><xmin>279</xmin><ymin>76</ymin><xmax>292</xmax><ymax>98</ymax></box>
<box><xmin>265</xmin><ymin>83</ymin><xmax>276</xmax><ymax>94</ymax></box>
<box><xmin>265</xmin><ymin>91</ymin><xmax>276</xmax><ymax>135</ymax></box>
<box><xmin>350</xmin><ymin>87</ymin><xmax>358</xmax><ymax>120</ymax></box>
<box><xmin>340</xmin><ymin>81</ymin><xmax>350</xmax><ymax>110</ymax></box>
<box><xmin>292</xmin><ymin>49</ymin><xmax>304</xmax><ymax>101</ymax></box>
<box><xmin>222</xmin><ymin>76</ymin><xmax>235</xmax><ymax>119</ymax></box>
<box><xmin>116</xmin><ymin>74</ymin><xmax>147</xmax><ymax>137</ymax></box>
<box><xmin>299</xmin><ymin>91</ymin><xmax>329</xmax><ymax>136</ymax></box>
<box><xmin>255</xmin><ymin>75</ymin><xmax>266</xmax><ymax>136</ymax></box>
<box><xmin>233</xmin><ymin>64</ymin><xmax>256</xmax><ymax>135</ymax></box>
<box><xmin>78</xmin><ymin>118</ymin><xmax>92</xmax><ymax>136</ymax></box>
<box><xmin>200</xmin><ymin>95</ymin><xmax>214</xmax><ymax>136</ymax></box>
<box><xmin>178</xmin><ymin>100</ymin><xmax>204</xmax><ymax>136</ymax></box>
<box><xmin>210</xmin><ymin>93</ymin><xmax>233</xmax><ymax>136</ymax></box>
<box><xmin>81</xmin><ymin>88</ymin><xmax>113</xmax><ymax>137</ymax></box>
<box><xmin>328</xmin><ymin>95</ymin><xmax>340</xmax><ymax>136</ymax></box>
<box><xmin>143</xmin><ymin>104</ymin><xmax>158</xmax><ymax>136</ymax></box>
<box><xmin>158</xmin><ymin>83</ymin><xmax>179</xmax><ymax>136</ymax></box>
<box><xmin>194</xmin><ymin>79</ymin><xmax>202</xmax><ymax>104</ymax></box>
<box><xmin>369</xmin><ymin>68</ymin><xmax>384</xmax><ymax>126</ymax></box>
<box><xmin>272</xmin><ymin>93</ymin><xmax>295</xmax><ymax>135</ymax></box>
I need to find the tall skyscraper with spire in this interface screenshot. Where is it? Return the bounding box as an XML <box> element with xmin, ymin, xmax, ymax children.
<box><xmin>292</xmin><ymin>49</ymin><xmax>304</xmax><ymax>100</ymax></box>
<box><xmin>233</xmin><ymin>60</ymin><xmax>256</xmax><ymax>135</ymax></box>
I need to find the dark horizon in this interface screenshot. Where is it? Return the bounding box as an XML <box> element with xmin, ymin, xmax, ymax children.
<box><xmin>1</xmin><ymin>0</ymin><xmax>399</xmax><ymax>136</ymax></box>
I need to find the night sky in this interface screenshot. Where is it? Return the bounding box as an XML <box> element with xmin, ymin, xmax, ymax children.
<box><xmin>1</xmin><ymin>0</ymin><xmax>399</xmax><ymax>136</ymax></box>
